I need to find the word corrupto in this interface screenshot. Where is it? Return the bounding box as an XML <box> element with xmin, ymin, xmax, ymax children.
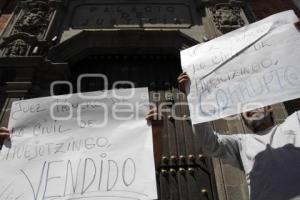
<box><xmin>190</xmin><ymin>65</ymin><xmax>300</xmax><ymax>119</ymax></box>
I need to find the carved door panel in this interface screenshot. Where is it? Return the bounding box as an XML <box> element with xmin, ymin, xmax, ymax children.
<box><xmin>70</xmin><ymin>54</ymin><xmax>218</xmax><ymax>200</ymax></box>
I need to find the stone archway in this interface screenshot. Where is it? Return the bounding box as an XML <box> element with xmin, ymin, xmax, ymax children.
<box><xmin>48</xmin><ymin>30</ymin><xmax>198</xmax><ymax>63</ymax></box>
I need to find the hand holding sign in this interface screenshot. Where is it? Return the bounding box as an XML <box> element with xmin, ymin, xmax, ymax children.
<box><xmin>295</xmin><ymin>20</ymin><xmax>300</xmax><ymax>29</ymax></box>
<box><xmin>0</xmin><ymin>127</ymin><xmax>10</xmax><ymax>146</ymax></box>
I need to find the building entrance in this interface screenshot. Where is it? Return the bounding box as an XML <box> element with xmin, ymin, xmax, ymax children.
<box><xmin>67</xmin><ymin>52</ymin><xmax>217</xmax><ymax>200</ymax></box>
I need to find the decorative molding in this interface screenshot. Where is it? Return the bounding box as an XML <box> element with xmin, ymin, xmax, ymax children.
<box><xmin>0</xmin><ymin>33</ymin><xmax>36</xmax><ymax>56</ymax></box>
<box><xmin>210</xmin><ymin>3</ymin><xmax>245</xmax><ymax>33</ymax></box>
<box><xmin>3</xmin><ymin>38</ymin><xmax>29</xmax><ymax>56</ymax></box>
<box><xmin>0</xmin><ymin>32</ymin><xmax>49</xmax><ymax>56</ymax></box>
<box><xmin>49</xmin><ymin>30</ymin><xmax>198</xmax><ymax>63</ymax></box>
<box><xmin>0</xmin><ymin>0</ymin><xmax>59</xmax><ymax>57</ymax></box>
<box><xmin>14</xmin><ymin>0</ymin><xmax>55</xmax><ymax>37</ymax></box>
<box><xmin>69</xmin><ymin>3</ymin><xmax>193</xmax><ymax>29</ymax></box>
<box><xmin>14</xmin><ymin>4</ymin><xmax>49</xmax><ymax>36</ymax></box>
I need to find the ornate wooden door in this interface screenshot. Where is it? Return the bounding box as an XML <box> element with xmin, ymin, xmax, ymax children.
<box><xmin>68</xmin><ymin>53</ymin><xmax>218</xmax><ymax>200</ymax></box>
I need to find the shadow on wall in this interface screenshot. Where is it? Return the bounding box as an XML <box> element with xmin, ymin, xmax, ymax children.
<box><xmin>250</xmin><ymin>144</ymin><xmax>300</xmax><ymax>200</ymax></box>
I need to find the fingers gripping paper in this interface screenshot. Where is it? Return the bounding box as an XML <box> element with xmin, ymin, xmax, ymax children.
<box><xmin>0</xmin><ymin>88</ymin><xmax>157</xmax><ymax>200</ymax></box>
<box><xmin>180</xmin><ymin>10</ymin><xmax>300</xmax><ymax>124</ymax></box>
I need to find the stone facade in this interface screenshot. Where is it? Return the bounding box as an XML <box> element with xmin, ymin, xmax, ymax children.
<box><xmin>0</xmin><ymin>0</ymin><xmax>16</xmax><ymax>31</ymax></box>
<box><xmin>250</xmin><ymin>0</ymin><xmax>300</xmax><ymax>19</ymax></box>
<box><xmin>0</xmin><ymin>1</ymin><xmax>299</xmax><ymax>200</ymax></box>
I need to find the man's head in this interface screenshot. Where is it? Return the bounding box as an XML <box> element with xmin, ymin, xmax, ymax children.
<box><xmin>241</xmin><ymin>106</ymin><xmax>274</xmax><ymax>133</ymax></box>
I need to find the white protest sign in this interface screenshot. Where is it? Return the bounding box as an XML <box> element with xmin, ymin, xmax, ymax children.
<box><xmin>0</xmin><ymin>88</ymin><xmax>157</xmax><ymax>200</ymax></box>
<box><xmin>180</xmin><ymin>10</ymin><xmax>300</xmax><ymax>124</ymax></box>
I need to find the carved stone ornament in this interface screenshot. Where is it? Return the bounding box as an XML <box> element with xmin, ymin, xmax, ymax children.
<box><xmin>4</xmin><ymin>39</ymin><xmax>29</xmax><ymax>57</ymax></box>
<box><xmin>211</xmin><ymin>4</ymin><xmax>245</xmax><ymax>33</ymax></box>
<box><xmin>14</xmin><ymin>1</ymin><xmax>51</xmax><ymax>36</ymax></box>
<box><xmin>0</xmin><ymin>33</ymin><xmax>40</xmax><ymax>57</ymax></box>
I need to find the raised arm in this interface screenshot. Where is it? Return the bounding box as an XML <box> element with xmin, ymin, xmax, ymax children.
<box><xmin>178</xmin><ymin>72</ymin><xmax>242</xmax><ymax>165</ymax></box>
<box><xmin>192</xmin><ymin>122</ymin><xmax>242</xmax><ymax>165</ymax></box>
